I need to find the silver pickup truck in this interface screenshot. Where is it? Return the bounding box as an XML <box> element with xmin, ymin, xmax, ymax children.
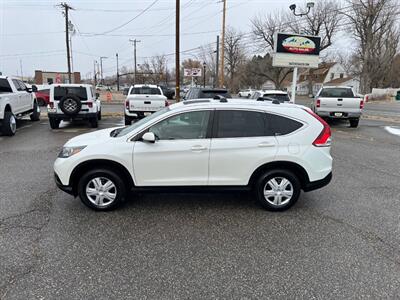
<box><xmin>311</xmin><ymin>86</ymin><xmax>364</xmax><ymax>128</ymax></box>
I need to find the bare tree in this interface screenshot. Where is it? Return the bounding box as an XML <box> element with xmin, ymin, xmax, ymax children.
<box><xmin>343</xmin><ymin>0</ymin><xmax>400</xmax><ymax>92</ymax></box>
<box><xmin>198</xmin><ymin>45</ymin><xmax>217</xmax><ymax>87</ymax></box>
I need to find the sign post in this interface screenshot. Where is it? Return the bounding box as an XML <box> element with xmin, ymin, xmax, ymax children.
<box><xmin>184</xmin><ymin>68</ymin><xmax>202</xmax><ymax>87</ymax></box>
<box><xmin>273</xmin><ymin>33</ymin><xmax>321</xmax><ymax>104</ymax></box>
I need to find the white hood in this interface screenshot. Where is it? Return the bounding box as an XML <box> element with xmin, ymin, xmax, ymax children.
<box><xmin>65</xmin><ymin>127</ymin><xmax>123</xmax><ymax>147</ymax></box>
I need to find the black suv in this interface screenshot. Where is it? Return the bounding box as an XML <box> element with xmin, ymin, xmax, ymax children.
<box><xmin>184</xmin><ymin>87</ymin><xmax>231</xmax><ymax>100</ymax></box>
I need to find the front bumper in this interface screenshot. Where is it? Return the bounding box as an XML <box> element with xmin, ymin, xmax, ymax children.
<box><xmin>54</xmin><ymin>173</ymin><xmax>75</xmax><ymax>196</ymax></box>
<box><xmin>48</xmin><ymin>112</ymin><xmax>97</xmax><ymax>121</ymax></box>
<box><xmin>303</xmin><ymin>172</ymin><xmax>332</xmax><ymax>192</ymax></box>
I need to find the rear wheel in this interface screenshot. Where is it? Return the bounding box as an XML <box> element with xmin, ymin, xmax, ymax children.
<box><xmin>1</xmin><ymin>111</ymin><xmax>17</xmax><ymax>136</ymax></box>
<box><xmin>78</xmin><ymin>169</ymin><xmax>127</xmax><ymax>211</ymax></box>
<box><xmin>97</xmin><ymin>109</ymin><xmax>102</xmax><ymax>121</ymax></box>
<box><xmin>49</xmin><ymin>117</ymin><xmax>60</xmax><ymax>129</ymax></box>
<box><xmin>89</xmin><ymin>116</ymin><xmax>98</xmax><ymax>128</ymax></box>
<box><xmin>349</xmin><ymin>118</ymin><xmax>359</xmax><ymax>128</ymax></box>
<box><xmin>255</xmin><ymin>169</ymin><xmax>301</xmax><ymax>211</ymax></box>
<box><xmin>30</xmin><ymin>101</ymin><xmax>41</xmax><ymax>121</ymax></box>
<box><xmin>124</xmin><ymin>115</ymin><xmax>132</xmax><ymax>126</ymax></box>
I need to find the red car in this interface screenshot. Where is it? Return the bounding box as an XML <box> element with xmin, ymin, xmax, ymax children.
<box><xmin>35</xmin><ymin>89</ymin><xmax>50</xmax><ymax>106</ymax></box>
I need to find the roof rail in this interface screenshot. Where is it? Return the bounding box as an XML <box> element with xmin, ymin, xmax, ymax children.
<box><xmin>183</xmin><ymin>99</ymin><xmax>211</xmax><ymax>105</ymax></box>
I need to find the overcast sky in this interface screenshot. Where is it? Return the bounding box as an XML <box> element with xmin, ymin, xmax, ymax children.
<box><xmin>0</xmin><ymin>0</ymin><xmax>347</xmax><ymax>79</ymax></box>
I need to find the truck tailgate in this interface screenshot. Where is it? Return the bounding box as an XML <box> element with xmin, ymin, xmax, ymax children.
<box><xmin>318</xmin><ymin>97</ymin><xmax>362</xmax><ymax>113</ymax></box>
<box><xmin>127</xmin><ymin>95</ymin><xmax>166</xmax><ymax>111</ymax></box>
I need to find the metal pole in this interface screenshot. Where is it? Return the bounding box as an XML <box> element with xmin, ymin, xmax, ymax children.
<box><xmin>100</xmin><ymin>58</ymin><xmax>103</xmax><ymax>84</ymax></box>
<box><xmin>134</xmin><ymin>40</ymin><xmax>137</xmax><ymax>84</ymax></box>
<box><xmin>175</xmin><ymin>0</ymin><xmax>180</xmax><ymax>101</ymax></box>
<box><xmin>203</xmin><ymin>63</ymin><xmax>206</xmax><ymax>88</ymax></box>
<box><xmin>62</xmin><ymin>3</ymin><xmax>73</xmax><ymax>83</ymax></box>
<box><xmin>291</xmin><ymin>67</ymin><xmax>298</xmax><ymax>103</ymax></box>
<box><xmin>215</xmin><ymin>35</ymin><xmax>219</xmax><ymax>88</ymax></box>
<box><xmin>93</xmin><ymin>60</ymin><xmax>97</xmax><ymax>86</ymax></box>
<box><xmin>219</xmin><ymin>0</ymin><xmax>226</xmax><ymax>87</ymax></box>
<box><xmin>20</xmin><ymin>59</ymin><xmax>23</xmax><ymax>81</ymax></box>
<box><xmin>116</xmin><ymin>53</ymin><xmax>120</xmax><ymax>91</ymax></box>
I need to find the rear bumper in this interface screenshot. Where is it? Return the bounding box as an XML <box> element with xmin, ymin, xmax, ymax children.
<box><xmin>48</xmin><ymin>112</ymin><xmax>97</xmax><ymax>121</ymax></box>
<box><xmin>303</xmin><ymin>172</ymin><xmax>332</xmax><ymax>192</ymax></box>
<box><xmin>125</xmin><ymin>110</ymin><xmax>157</xmax><ymax>118</ymax></box>
<box><xmin>316</xmin><ymin>111</ymin><xmax>362</xmax><ymax>119</ymax></box>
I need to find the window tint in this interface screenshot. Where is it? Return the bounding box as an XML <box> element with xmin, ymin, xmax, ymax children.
<box><xmin>149</xmin><ymin>111</ymin><xmax>210</xmax><ymax>140</ymax></box>
<box><xmin>54</xmin><ymin>87</ymin><xmax>88</xmax><ymax>101</ymax></box>
<box><xmin>266</xmin><ymin>114</ymin><xmax>303</xmax><ymax>136</ymax></box>
<box><xmin>130</xmin><ymin>87</ymin><xmax>161</xmax><ymax>95</ymax></box>
<box><xmin>216</xmin><ymin>110</ymin><xmax>266</xmax><ymax>138</ymax></box>
<box><xmin>0</xmin><ymin>79</ymin><xmax>12</xmax><ymax>93</ymax></box>
<box><xmin>319</xmin><ymin>88</ymin><xmax>354</xmax><ymax>98</ymax></box>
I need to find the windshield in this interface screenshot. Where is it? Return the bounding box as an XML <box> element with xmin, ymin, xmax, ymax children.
<box><xmin>320</xmin><ymin>88</ymin><xmax>354</xmax><ymax>98</ymax></box>
<box><xmin>114</xmin><ymin>107</ymin><xmax>170</xmax><ymax>137</ymax></box>
<box><xmin>263</xmin><ymin>93</ymin><xmax>290</xmax><ymax>102</ymax></box>
<box><xmin>130</xmin><ymin>87</ymin><xmax>161</xmax><ymax>95</ymax></box>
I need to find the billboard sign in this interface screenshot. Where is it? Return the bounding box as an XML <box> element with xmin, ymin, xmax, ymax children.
<box><xmin>184</xmin><ymin>68</ymin><xmax>202</xmax><ymax>77</ymax></box>
<box><xmin>273</xmin><ymin>33</ymin><xmax>321</xmax><ymax>68</ymax></box>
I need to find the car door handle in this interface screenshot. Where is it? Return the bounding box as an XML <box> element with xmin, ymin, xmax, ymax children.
<box><xmin>191</xmin><ymin>145</ymin><xmax>207</xmax><ymax>151</ymax></box>
<box><xmin>258</xmin><ymin>142</ymin><xmax>275</xmax><ymax>148</ymax></box>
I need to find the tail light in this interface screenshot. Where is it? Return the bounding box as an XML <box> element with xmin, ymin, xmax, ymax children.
<box><xmin>316</xmin><ymin>99</ymin><xmax>321</xmax><ymax>108</ymax></box>
<box><xmin>365</xmin><ymin>95</ymin><xmax>369</xmax><ymax>102</ymax></box>
<box><xmin>165</xmin><ymin>100</ymin><xmax>169</xmax><ymax>107</ymax></box>
<box><xmin>360</xmin><ymin>100</ymin><xmax>364</xmax><ymax>109</ymax></box>
<box><xmin>125</xmin><ymin>101</ymin><xmax>129</xmax><ymax>109</ymax></box>
<box><xmin>49</xmin><ymin>102</ymin><xmax>54</xmax><ymax>109</ymax></box>
<box><xmin>304</xmin><ymin>109</ymin><xmax>332</xmax><ymax>147</ymax></box>
<box><xmin>87</xmin><ymin>102</ymin><xmax>93</xmax><ymax>108</ymax></box>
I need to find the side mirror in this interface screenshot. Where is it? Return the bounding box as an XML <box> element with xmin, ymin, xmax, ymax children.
<box><xmin>32</xmin><ymin>85</ymin><xmax>38</xmax><ymax>92</ymax></box>
<box><xmin>142</xmin><ymin>132</ymin><xmax>156</xmax><ymax>143</ymax></box>
<box><xmin>96</xmin><ymin>92</ymin><xmax>100</xmax><ymax>99</ymax></box>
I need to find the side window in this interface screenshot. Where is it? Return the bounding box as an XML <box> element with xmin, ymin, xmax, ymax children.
<box><xmin>215</xmin><ymin>110</ymin><xmax>266</xmax><ymax>138</ymax></box>
<box><xmin>0</xmin><ymin>79</ymin><xmax>13</xmax><ymax>93</ymax></box>
<box><xmin>12</xmin><ymin>79</ymin><xmax>22</xmax><ymax>91</ymax></box>
<box><xmin>149</xmin><ymin>111</ymin><xmax>210</xmax><ymax>140</ymax></box>
<box><xmin>266</xmin><ymin>114</ymin><xmax>303</xmax><ymax>136</ymax></box>
<box><xmin>18</xmin><ymin>80</ymin><xmax>27</xmax><ymax>91</ymax></box>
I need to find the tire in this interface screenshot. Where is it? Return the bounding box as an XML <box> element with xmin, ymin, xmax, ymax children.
<box><xmin>77</xmin><ymin>169</ymin><xmax>127</xmax><ymax>211</ymax></box>
<box><xmin>37</xmin><ymin>98</ymin><xmax>45</xmax><ymax>106</ymax></box>
<box><xmin>1</xmin><ymin>111</ymin><xmax>17</xmax><ymax>136</ymax></box>
<box><xmin>125</xmin><ymin>116</ymin><xmax>131</xmax><ymax>126</ymax></box>
<box><xmin>89</xmin><ymin>116</ymin><xmax>98</xmax><ymax>128</ymax></box>
<box><xmin>349</xmin><ymin>118</ymin><xmax>359</xmax><ymax>128</ymax></box>
<box><xmin>255</xmin><ymin>169</ymin><xmax>301</xmax><ymax>211</ymax></box>
<box><xmin>30</xmin><ymin>101</ymin><xmax>41</xmax><ymax>121</ymax></box>
<box><xmin>59</xmin><ymin>94</ymin><xmax>82</xmax><ymax>115</ymax></box>
<box><xmin>49</xmin><ymin>117</ymin><xmax>60</xmax><ymax>129</ymax></box>
<box><xmin>97</xmin><ymin>109</ymin><xmax>102</xmax><ymax>121</ymax></box>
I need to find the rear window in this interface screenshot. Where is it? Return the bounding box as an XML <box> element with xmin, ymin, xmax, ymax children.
<box><xmin>0</xmin><ymin>79</ymin><xmax>12</xmax><ymax>93</ymax></box>
<box><xmin>263</xmin><ymin>93</ymin><xmax>290</xmax><ymax>102</ymax></box>
<box><xmin>267</xmin><ymin>114</ymin><xmax>303</xmax><ymax>136</ymax></box>
<box><xmin>199</xmin><ymin>90</ymin><xmax>231</xmax><ymax>98</ymax></box>
<box><xmin>130</xmin><ymin>87</ymin><xmax>161</xmax><ymax>95</ymax></box>
<box><xmin>319</xmin><ymin>88</ymin><xmax>354</xmax><ymax>98</ymax></box>
<box><xmin>54</xmin><ymin>87</ymin><xmax>88</xmax><ymax>101</ymax></box>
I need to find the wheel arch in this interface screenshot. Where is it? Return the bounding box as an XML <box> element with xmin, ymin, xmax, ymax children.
<box><xmin>248</xmin><ymin>161</ymin><xmax>310</xmax><ymax>189</ymax></box>
<box><xmin>4</xmin><ymin>103</ymin><xmax>12</xmax><ymax>112</ymax></box>
<box><xmin>70</xmin><ymin>159</ymin><xmax>135</xmax><ymax>195</ymax></box>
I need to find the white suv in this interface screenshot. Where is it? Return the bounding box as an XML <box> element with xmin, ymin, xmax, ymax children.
<box><xmin>54</xmin><ymin>99</ymin><xmax>332</xmax><ymax>211</ymax></box>
<box><xmin>47</xmin><ymin>84</ymin><xmax>101</xmax><ymax>129</ymax></box>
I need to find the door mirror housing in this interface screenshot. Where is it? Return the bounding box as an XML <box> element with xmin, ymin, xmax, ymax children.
<box><xmin>142</xmin><ymin>132</ymin><xmax>156</xmax><ymax>143</ymax></box>
<box><xmin>31</xmin><ymin>85</ymin><xmax>38</xmax><ymax>92</ymax></box>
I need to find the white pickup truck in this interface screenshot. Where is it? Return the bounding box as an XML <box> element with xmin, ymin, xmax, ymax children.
<box><xmin>0</xmin><ymin>76</ymin><xmax>40</xmax><ymax>136</ymax></box>
<box><xmin>312</xmin><ymin>86</ymin><xmax>364</xmax><ymax>128</ymax></box>
<box><xmin>124</xmin><ymin>84</ymin><xmax>168</xmax><ymax>125</ymax></box>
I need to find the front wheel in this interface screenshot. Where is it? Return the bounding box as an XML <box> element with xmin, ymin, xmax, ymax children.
<box><xmin>97</xmin><ymin>109</ymin><xmax>102</xmax><ymax>121</ymax></box>
<box><xmin>125</xmin><ymin>116</ymin><xmax>132</xmax><ymax>126</ymax></box>
<box><xmin>89</xmin><ymin>116</ymin><xmax>98</xmax><ymax>128</ymax></box>
<box><xmin>255</xmin><ymin>169</ymin><xmax>301</xmax><ymax>211</ymax></box>
<box><xmin>349</xmin><ymin>118</ymin><xmax>359</xmax><ymax>128</ymax></box>
<box><xmin>49</xmin><ymin>117</ymin><xmax>60</xmax><ymax>129</ymax></box>
<box><xmin>77</xmin><ymin>169</ymin><xmax>127</xmax><ymax>211</ymax></box>
<box><xmin>30</xmin><ymin>101</ymin><xmax>41</xmax><ymax>121</ymax></box>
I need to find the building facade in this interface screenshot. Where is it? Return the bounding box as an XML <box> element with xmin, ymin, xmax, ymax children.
<box><xmin>35</xmin><ymin>70</ymin><xmax>81</xmax><ymax>85</ymax></box>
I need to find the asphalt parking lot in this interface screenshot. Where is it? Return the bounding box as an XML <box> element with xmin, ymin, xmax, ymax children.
<box><xmin>1</xmin><ymin>102</ymin><xmax>400</xmax><ymax>299</ymax></box>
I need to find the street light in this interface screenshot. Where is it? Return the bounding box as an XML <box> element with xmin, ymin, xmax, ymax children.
<box><xmin>289</xmin><ymin>1</ymin><xmax>314</xmax><ymax>17</ymax></box>
<box><xmin>203</xmin><ymin>62</ymin><xmax>206</xmax><ymax>88</ymax></box>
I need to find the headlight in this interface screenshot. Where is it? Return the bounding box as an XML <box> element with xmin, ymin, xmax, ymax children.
<box><xmin>58</xmin><ymin>146</ymin><xmax>86</xmax><ymax>158</ymax></box>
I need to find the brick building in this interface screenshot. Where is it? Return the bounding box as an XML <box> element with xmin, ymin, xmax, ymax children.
<box><xmin>34</xmin><ymin>70</ymin><xmax>81</xmax><ymax>85</ymax></box>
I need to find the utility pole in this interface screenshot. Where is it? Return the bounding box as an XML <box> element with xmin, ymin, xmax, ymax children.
<box><xmin>129</xmin><ymin>39</ymin><xmax>141</xmax><ymax>84</ymax></box>
<box><xmin>219</xmin><ymin>0</ymin><xmax>227</xmax><ymax>87</ymax></box>
<box><xmin>100</xmin><ymin>56</ymin><xmax>107</xmax><ymax>85</ymax></box>
<box><xmin>215</xmin><ymin>35</ymin><xmax>219</xmax><ymax>87</ymax></box>
<box><xmin>175</xmin><ymin>0</ymin><xmax>180</xmax><ymax>101</ymax></box>
<box><xmin>19</xmin><ymin>59</ymin><xmax>23</xmax><ymax>82</ymax></box>
<box><xmin>60</xmin><ymin>2</ymin><xmax>74</xmax><ymax>83</ymax></box>
<box><xmin>93</xmin><ymin>60</ymin><xmax>97</xmax><ymax>86</ymax></box>
<box><xmin>116</xmin><ymin>53</ymin><xmax>120</xmax><ymax>91</ymax></box>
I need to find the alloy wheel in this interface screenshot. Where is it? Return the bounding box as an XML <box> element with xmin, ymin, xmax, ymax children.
<box><xmin>263</xmin><ymin>177</ymin><xmax>293</xmax><ymax>206</ymax></box>
<box><xmin>86</xmin><ymin>177</ymin><xmax>117</xmax><ymax>208</ymax></box>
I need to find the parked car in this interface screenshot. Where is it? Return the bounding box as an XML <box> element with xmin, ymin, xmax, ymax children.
<box><xmin>0</xmin><ymin>76</ymin><xmax>40</xmax><ymax>136</ymax></box>
<box><xmin>251</xmin><ymin>90</ymin><xmax>291</xmax><ymax>103</ymax></box>
<box><xmin>47</xmin><ymin>84</ymin><xmax>101</xmax><ymax>129</ymax></box>
<box><xmin>184</xmin><ymin>87</ymin><xmax>231</xmax><ymax>100</ymax></box>
<box><xmin>54</xmin><ymin>98</ymin><xmax>333</xmax><ymax>212</ymax></box>
<box><xmin>159</xmin><ymin>85</ymin><xmax>175</xmax><ymax>100</ymax></box>
<box><xmin>311</xmin><ymin>86</ymin><xmax>364</xmax><ymax>128</ymax></box>
<box><xmin>124</xmin><ymin>84</ymin><xmax>168</xmax><ymax>125</ymax></box>
<box><xmin>35</xmin><ymin>89</ymin><xmax>50</xmax><ymax>106</ymax></box>
<box><xmin>238</xmin><ymin>89</ymin><xmax>254</xmax><ymax>98</ymax></box>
